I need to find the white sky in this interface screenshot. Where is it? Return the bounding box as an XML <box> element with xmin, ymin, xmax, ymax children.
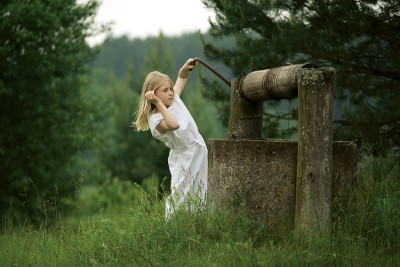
<box><xmin>86</xmin><ymin>0</ymin><xmax>215</xmax><ymax>45</ymax></box>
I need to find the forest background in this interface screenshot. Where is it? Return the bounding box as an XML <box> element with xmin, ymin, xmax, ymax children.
<box><xmin>1</xmin><ymin>1</ymin><xmax>400</xmax><ymax>265</ymax></box>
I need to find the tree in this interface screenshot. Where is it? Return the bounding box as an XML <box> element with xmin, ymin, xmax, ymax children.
<box><xmin>0</xmin><ymin>0</ymin><xmax>103</xmax><ymax>222</ymax></box>
<box><xmin>201</xmin><ymin>0</ymin><xmax>400</xmax><ymax>153</ymax></box>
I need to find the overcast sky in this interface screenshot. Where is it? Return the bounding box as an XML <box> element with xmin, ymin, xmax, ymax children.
<box><xmin>86</xmin><ymin>0</ymin><xmax>215</xmax><ymax>45</ymax></box>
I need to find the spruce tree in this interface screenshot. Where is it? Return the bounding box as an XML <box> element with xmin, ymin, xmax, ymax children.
<box><xmin>201</xmin><ymin>0</ymin><xmax>400</xmax><ymax>153</ymax></box>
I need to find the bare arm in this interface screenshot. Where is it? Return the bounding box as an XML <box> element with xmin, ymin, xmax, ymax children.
<box><xmin>174</xmin><ymin>58</ymin><xmax>197</xmax><ymax>96</ymax></box>
<box><xmin>145</xmin><ymin>91</ymin><xmax>179</xmax><ymax>134</ymax></box>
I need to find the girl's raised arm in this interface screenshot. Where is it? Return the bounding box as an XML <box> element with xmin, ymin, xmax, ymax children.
<box><xmin>145</xmin><ymin>91</ymin><xmax>179</xmax><ymax>134</ymax></box>
<box><xmin>174</xmin><ymin>58</ymin><xmax>196</xmax><ymax>96</ymax></box>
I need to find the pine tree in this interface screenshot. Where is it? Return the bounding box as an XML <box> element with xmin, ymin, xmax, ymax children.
<box><xmin>201</xmin><ymin>0</ymin><xmax>400</xmax><ymax>153</ymax></box>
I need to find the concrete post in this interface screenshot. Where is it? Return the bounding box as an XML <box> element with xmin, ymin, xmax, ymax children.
<box><xmin>227</xmin><ymin>79</ymin><xmax>263</xmax><ymax>139</ymax></box>
<box><xmin>295</xmin><ymin>67</ymin><xmax>335</xmax><ymax>234</ymax></box>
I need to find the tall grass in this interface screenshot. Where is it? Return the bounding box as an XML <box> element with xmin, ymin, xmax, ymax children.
<box><xmin>1</xmin><ymin>153</ymin><xmax>399</xmax><ymax>266</ymax></box>
<box><xmin>333</xmin><ymin>152</ymin><xmax>400</xmax><ymax>254</ymax></box>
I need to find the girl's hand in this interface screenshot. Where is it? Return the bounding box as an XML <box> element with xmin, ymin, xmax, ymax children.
<box><xmin>145</xmin><ymin>91</ymin><xmax>161</xmax><ymax>105</ymax></box>
<box><xmin>178</xmin><ymin>58</ymin><xmax>196</xmax><ymax>79</ymax></box>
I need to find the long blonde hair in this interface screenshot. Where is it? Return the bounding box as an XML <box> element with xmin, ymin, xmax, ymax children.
<box><xmin>133</xmin><ymin>71</ymin><xmax>174</xmax><ymax>131</ymax></box>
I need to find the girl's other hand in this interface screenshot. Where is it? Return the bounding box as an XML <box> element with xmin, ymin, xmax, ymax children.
<box><xmin>179</xmin><ymin>58</ymin><xmax>196</xmax><ymax>79</ymax></box>
<box><xmin>145</xmin><ymin>91</ymin><xmax>161</xmax><ymax>105</ymax></box>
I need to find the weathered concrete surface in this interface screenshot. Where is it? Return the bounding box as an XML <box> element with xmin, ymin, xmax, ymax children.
<box><xmin>296</xmin><ymin>67</ymin><xmax>335</xmax><ymax>234</ymax></box>
<box><xmin>207</xmin><ymin>139</ymin><xmax>357</xmax><ymax>229</ymax></box>
<box><xmin>227</xmin><ymin>79</ymin><xmax>263</xmax><ymax>139</ymax></box>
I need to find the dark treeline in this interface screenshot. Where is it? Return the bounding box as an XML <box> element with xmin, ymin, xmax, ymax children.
<box><xmin>90</xmin><ymin>31</ymin><xmax>234</xmax><ymax>84</ymax></box>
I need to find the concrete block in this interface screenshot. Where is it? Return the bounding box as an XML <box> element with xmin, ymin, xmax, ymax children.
<box><xmin>207</xmin><ymin>139</ymin><xmax>357</xmax><ymax>229</ymax></box>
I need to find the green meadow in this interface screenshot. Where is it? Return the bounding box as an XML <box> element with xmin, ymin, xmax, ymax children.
<box><xmin>1</xmin><ymin>154</ymin><xmax>399</xmax><ymax>266</ymax></box>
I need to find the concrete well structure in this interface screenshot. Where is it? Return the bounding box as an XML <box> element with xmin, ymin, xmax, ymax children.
<box><xmin>207</xmin><ymin>139</ymin><xmax>356</xmax><ymax>229</ymax></box>
<box><xmin>207</xmin><ymin>65</ymin><xmax>357</xmax><ymax>233</ymax></box>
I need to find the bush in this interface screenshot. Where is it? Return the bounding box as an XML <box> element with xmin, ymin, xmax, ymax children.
<box><xmin>64</xmin><ymin>174</ymin><xmax>161</xmax><ymax>222</ymax></box>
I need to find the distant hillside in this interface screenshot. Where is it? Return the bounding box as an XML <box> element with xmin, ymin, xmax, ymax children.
<box><xmin>89</xmin><ymin>31</ymin><xmax>234</xmax><ymax>85</ymax></box>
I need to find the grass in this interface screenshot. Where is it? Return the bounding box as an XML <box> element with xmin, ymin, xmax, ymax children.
<box><xmin>1</xmin><ymin>153</ymin><xmax>400</xmax><ymax>266</ymax></box>
<box><xmin>1</xmin><ymin>205</ymin><xmax>397</xmax><ymax>266</ymax></box>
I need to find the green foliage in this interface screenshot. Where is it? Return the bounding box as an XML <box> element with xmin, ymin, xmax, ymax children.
<box><xmin>200</xmin><ymin>0</ymin><xmax>400</xmax><ymax>152</ymax></box>
<box><xmin>0</xmin><ymin>0</ymin><xmax>104</xmax><ymax>221</ymax></box>
<box><xmin>1</xmin><ymin>154</ymin><xmax>400</xmax><ymax>265</ymax></box>
<box><xmin>197</xmin><ymin>73</ymin><xmax>231</xmax><ymax>127</ymax></box>
<box><xmin>65</xmin><ymin>175</ymin><xmax>161</xmax><ymax>221</ymax></box>
<box><xmin>181</xmin><ymin>79</ymin><xmax>226</xmax><ymax>140</ymax></box>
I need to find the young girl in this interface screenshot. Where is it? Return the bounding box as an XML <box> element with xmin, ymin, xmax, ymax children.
<box><xmin>134</xmin><ymin>58</ymin><xmax>207</xmax><ymax>218</ymax></box>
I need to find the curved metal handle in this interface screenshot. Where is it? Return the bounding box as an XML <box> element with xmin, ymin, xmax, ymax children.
<box><xmin>192</xmin><ymin>57</ymin><xmax>231</xmax><ymax>87</ymax></box>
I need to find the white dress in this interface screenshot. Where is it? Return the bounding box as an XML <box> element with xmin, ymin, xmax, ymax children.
<box><xmin>148</xmin><ymin>93</ymin><xmax>208</xmax><ymax>218</ymax></box>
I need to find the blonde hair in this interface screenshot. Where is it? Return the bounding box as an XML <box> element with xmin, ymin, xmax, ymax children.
<box><xmin>133</xmin><ymin>71</ymin><xmax>174</xmax><ymax>131</ymax></box>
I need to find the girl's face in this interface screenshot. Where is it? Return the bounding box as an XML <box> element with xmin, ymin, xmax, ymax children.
<box><xmin>154</xmin><ymin>79</ymin><xmax>174</xmax><ymax>108</ymax></box>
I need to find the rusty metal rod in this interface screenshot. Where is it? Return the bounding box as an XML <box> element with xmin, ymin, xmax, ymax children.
<box><xmin>192</xmin><ymin>57</ymin><xmax>231</xmax><ymax>87</ymax></box>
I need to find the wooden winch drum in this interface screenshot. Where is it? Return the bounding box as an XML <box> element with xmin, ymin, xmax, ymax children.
<box><xmin>239</xmin><ymin>63</ymin><xmax>318</xmax><ymax>102</ymax></box>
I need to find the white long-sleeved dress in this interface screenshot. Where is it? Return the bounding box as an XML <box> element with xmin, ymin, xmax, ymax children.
<box><xmin>148</xmin><ymin>93</ymin><xmax>207</xmax><ymax>218</ymax></box>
